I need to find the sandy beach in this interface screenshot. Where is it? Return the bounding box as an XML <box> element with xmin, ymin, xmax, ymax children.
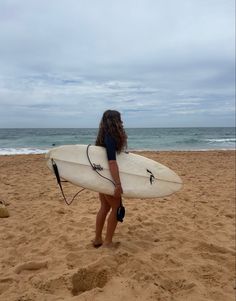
<box><xmin>0</xmin><ymin>151</ymin><xmax>235</xmax><ymax>301</ymax></box>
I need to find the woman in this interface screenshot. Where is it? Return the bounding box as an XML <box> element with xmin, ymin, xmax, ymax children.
<box><xmin>93</xmin><ymin>110</ymin><xmax>127</xmax><ymax>248</ymax></box>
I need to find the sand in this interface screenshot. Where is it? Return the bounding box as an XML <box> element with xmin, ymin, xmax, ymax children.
<box><xmin>0</xmin><ymin>151</ymin><xmax>235</xmax><ymax>301</ymax></box>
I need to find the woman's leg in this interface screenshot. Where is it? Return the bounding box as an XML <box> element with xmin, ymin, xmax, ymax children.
<box><xmin>103</xmin><ymin>195</ymin><xmax>121</xmax><ymax>246</ymax></box>
<box><xmin>94</xmin><ymin>193</ymin><xmax>111</xmax><ymax>245</ymax></box>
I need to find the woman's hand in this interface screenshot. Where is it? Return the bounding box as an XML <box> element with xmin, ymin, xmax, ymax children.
<box><xmin>114</xmin><ymin>183</ymin><xmax>123</xmax><ymax>199</ymax></box>
<box><xmin>108</xmin><ymin>160</ymin><xmax>123</xmax><ymax>198</ymax></box>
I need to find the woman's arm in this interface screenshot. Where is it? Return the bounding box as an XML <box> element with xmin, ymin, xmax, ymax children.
<box><xmin>104</xmin><ymin>134</ymin><xmax>123</xmax><ymax>198</ymax></box>
<box><xmin>108</xmin><ymin>160</ymin><xmax>123</xmax><ymax>198</ymax></box>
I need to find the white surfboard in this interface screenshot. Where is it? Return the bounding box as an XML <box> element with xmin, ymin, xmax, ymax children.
<box><xmin>46</xmin><ymin>145</ymin><xmax>182</xmax><ymax>198</ymax></box>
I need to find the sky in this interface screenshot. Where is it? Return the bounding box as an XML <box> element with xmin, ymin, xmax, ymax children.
<box><xmin>0</xmin><ymin>0</ymin><xmax>235</xmax><ymax>128</ymax></box>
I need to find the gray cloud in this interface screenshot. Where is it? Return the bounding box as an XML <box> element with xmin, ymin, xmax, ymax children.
<box><xmin>0</xmin><ymin>0</ymin><xmax>235</xmax><ymax>127</ymax></box>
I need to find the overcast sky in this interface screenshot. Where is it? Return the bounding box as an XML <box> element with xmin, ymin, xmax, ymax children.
<box><xmin>0</xmin><ymin>0</ymin><xmax>235</xmax><ymax>127</ymax></box>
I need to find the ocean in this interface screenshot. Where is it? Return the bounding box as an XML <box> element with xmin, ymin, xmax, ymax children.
<box><xmin>0</xmin><ymin>127</ymin><xmax>235</xmax><ymax>155</ymax></box>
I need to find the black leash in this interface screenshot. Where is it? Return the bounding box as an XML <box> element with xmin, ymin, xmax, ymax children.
<box><xmin>50</xmin><ymin>144</ymin><xmax>112</xmax><ymax>205</ymax></box>
<box><xmin>51</xmin><ymin>145</ymin><xmax>125</xmax><ymax>221</ymax></box>
<box><xmin>51</xmin><ymin>159</ymin><xmax>85</xmax><ymax>205</ymax></box>
<box><xmin>86</xmin><ymin>144</ymin><xmax>115</xmax><ymax>186</ymax></box>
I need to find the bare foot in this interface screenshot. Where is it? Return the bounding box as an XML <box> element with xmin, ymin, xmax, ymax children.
<box><xmin>102</xmin><ymin>241</ymin><xmax>120</xmax><ymax>249</ymax></box>
<box><xmin>91</xmin><ymin>239</ymin><xmax>103</xmax><ymax>248</ymax></box>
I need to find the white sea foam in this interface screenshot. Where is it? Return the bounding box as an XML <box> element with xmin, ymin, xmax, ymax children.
<box><xmin>0</xmin><ymin>147</ymin><xmax>234</xmax><ymax>155</ymax></box>
<box><xmin>0</xmin><ymin>148</ymin><xmax>49</xmax><ymax>155</ymax></box>
<box><xmin>206</xmin><ymin>138</ymin><xmax>236</xmax><ymax>143</ymax></box>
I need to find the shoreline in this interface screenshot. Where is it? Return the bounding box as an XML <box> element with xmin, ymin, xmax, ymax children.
<box><xmin>0</xmin><ymin>148</ymin><xmax>235</xmax><ymax>156</ymax></box>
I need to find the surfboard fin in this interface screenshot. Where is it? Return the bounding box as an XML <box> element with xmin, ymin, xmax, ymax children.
<box><xmin>146</xmin><ymin>169</ymin><xmax>155</xmax><ymax>185</ymax></box>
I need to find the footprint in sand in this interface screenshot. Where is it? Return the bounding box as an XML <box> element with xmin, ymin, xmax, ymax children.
<box><xmin>0</xmin><ymin>277</ymin><xmax>16</xmax><ymax>295</ymax></box>
<box><xmin>31</xmin><ymin>274</ymin><xmax>72</xmax><ymax>295</ymax></box>
<box><xmin>14</xmin><ymin>261</ymin><xmax>48</xmax><ymax>274</ymax></box>
<box><xmin>71</xmin><ymin>267</ymin><xmax>108</xmax><ymax>295</ymax></box>
<box><xmin>159</xmin><ymin>278</ymin><xmax>196</xmax><ymax>294</ymax></box>
<box><xmin>195</xmin><ymin>241</ymin><xmax>235</xmax><ymax>256</ymax></box>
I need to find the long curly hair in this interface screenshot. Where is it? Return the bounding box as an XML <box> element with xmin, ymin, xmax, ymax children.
<box><xmin>95</xmin><ymin>110</ymin><xmax>127</xmax><ymax>153</ymax></box>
